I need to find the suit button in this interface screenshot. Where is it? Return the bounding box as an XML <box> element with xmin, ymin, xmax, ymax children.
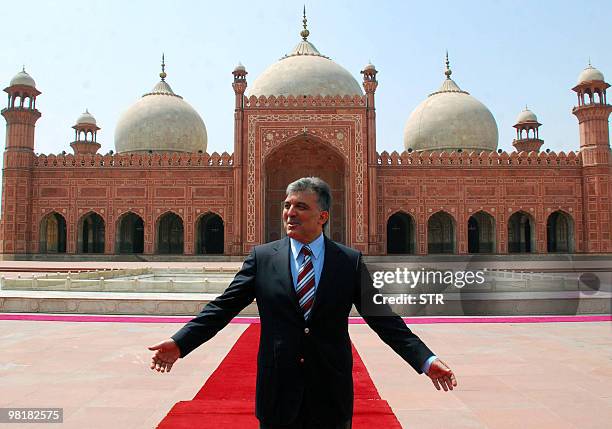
<box><xmin>304</xmin><ymin>328</ymin><xmax>310</xmax><ymax>334</ymax></box>
<box><xmin>299</xmin><ymin>358</ymin><xmax>305</xmax><ymax>364</ymax></box>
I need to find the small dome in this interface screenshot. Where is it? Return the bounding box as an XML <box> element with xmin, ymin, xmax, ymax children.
<box><xmin>516</xmin><ymin>108</ymin><xmax>538</xmax><ymax>123</ymax></box>
<box><xmin>248</xmin><ymin>26</ymin><xmax>362</xmax><ymax>97</ymax></box>
<box><xmin>114</xmin><ymin>73</ymin><xmax>207</xmax><ymax>154</ymax></box>
<box><xmin>10</xmin><ymin>68</ymin><xmax>36</xmax><ymax>88</ymax></box>
<box><xmin>76</xmin><ymin>109</ymin><xmax>97</xmax><ymax>126</ymax></box>
<box><xmin>363</xmin><ymin>62</ymin><xmax>376</xmax><ymax>72</ymax></box>
<box><xmin>577</xmin><ymin>64</ymin><xmax>605</xmax><ymax>84</ymax></box>
<box><xmin>404</xmin><ymin>59</ymin><xmax>498</xmax><ymax>153</ymax></box>
<box><xmin>234</xmin><ymin>62</ymin><xmax>246</xmax><ymax>73</ymax></box>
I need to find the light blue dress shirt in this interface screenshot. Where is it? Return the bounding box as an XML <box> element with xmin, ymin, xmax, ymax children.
<box><xmin>288</xmin><ymin>233</ymin><xmax>437</xmax><ymax>374</ymax></box>
<box><xmin>289</xmin><ymin>233</ymin><xmax>325</xmax><ymax>292</ymax></box>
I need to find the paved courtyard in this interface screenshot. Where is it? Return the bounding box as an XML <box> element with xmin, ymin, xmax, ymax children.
<box><xmin>1</xmin><ymin>317</ymin><xmax>611</xmax><ymax>428</ymax></box>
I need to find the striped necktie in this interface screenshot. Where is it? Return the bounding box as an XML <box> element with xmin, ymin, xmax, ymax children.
<box><xmin>296</xmin><ymin>245</ymin><xmax>315</xmax><ymax>319</ymax></box>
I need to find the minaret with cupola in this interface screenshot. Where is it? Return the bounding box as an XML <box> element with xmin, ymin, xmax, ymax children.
<box><xmin>231</xmin><ymin>61</ymin><xmax>247</xmax><ymax>254</ymax></box>
<box><xmin>361</xmin><ymin>61</ymin><xmax>379</xmax><ymax>253</ymax></box>
<box><xmin>1</xmin><ymin>68</ymin><xmax>41</xmax><ymax>253</ymax></box>
<box><xmin>572</xmin><ymin>62</ymin><xmax>612</xmax><ymax>252</ymax></box>
<box><xmin>2</xmin><ymin>67</ymin><xmax>41</xmax><ymax>153</ymax></box>
<box><xmin>70</xmin><ymin>109</ymin><xmax>101</xmax><ymax>155</ymax></box>
<box><xmin>572</xmin><ymin>62</ymin><xmax>611</xmax><ymax>165</ymax></box>
<box><xmin>512</xmin><ymin>107</ymin><xmax>543</xmax><ymax>152</ymax></box>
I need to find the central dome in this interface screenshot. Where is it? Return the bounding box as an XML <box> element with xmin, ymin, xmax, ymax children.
<box><xmin>115</xmin><ymin>61</ymin><xmax>207</xmax><ymax>154</ymax></box>
<box><xmin>247</xmin><ymin>17</ymin><xmax>362</xmax><ymax>98</ymax></box>
<box><xmin>404</xmin><ymin>57</ymin><xmax>498</xmax><ymax>153</ymax></box>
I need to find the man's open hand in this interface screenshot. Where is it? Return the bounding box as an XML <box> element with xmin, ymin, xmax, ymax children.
<box><xmin>148</xmin><ymin>339</ymin><xmax>181</xmax><ymax>373</ymax></box>
<box><xmin>426</xmin><ymin>358</ymin><xmax>457</xmax><ymax>391</ymax></box>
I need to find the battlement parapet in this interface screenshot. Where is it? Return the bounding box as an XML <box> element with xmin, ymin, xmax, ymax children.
<box><xmin>243</xmin><ymin>94</ymin><xmax>366</xmax><ymax>109</ymax></box>
<box><xmin>33</xmin><ymin>151</ymin><xmax>234</xmax><ymax>168</ymax></box>
<box><xmin>376</xmin><ymin>150</ymin><xmax>581</xmax><ymax>167</ymax></box>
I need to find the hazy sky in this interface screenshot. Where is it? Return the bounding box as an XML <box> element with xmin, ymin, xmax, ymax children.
<box><xmin>1</xmin><ymin>0</ymin><xmax>610</xmax><ymax>162</ymax></box>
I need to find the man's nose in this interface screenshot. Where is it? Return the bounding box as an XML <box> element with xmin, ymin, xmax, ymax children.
<box><xmin>286</xmin><ymin>204</ymin><xmax>297</xmax><ymax>216</ymax></box>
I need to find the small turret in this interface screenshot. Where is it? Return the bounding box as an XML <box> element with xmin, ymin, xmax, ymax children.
<box><xmin>512</xmin><ymin>107</ymin><xmax>543</xmax><ymax>152</ymax></box>
<box><xmin>70</xmin><ymin>109</ymin><xmax>101</xmax><ymax>155</ymax></box>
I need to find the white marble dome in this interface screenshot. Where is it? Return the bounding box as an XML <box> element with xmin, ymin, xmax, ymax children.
<box><xmin>516</xmin><ymin>108</ymin><xmax>538</xmax><ymax>123</ymax></box>
<box><xmin>10</xmin><ymin>68</ymin><xmax>36</xmax><ymax>88</ymax></box>
<box><xmin>248</xmin><ymin>37</ymin><xmax>363</xmax><ymax>98</ymax></box>
<box><xmin>76</xmin><ymin>109</ymin><xmax>97</xmax><ymax>126</ymax></box>
<box><xmin>404</xmin><ymin>64</ymin><xmax>498</xmax><ymax>153</ymax></box>
<box><xmin>577</xmin><ymin>64</ymin><xmax>605</xmax><ymax>84</ymax></box>
<box><xmin>114</xmin><ymin>78</ymin><xmax>207</xmax><ymax>154</ymax></box>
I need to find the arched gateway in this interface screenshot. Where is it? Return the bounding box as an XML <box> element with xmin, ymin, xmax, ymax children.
<box><xmin>264</xmin><ymin>138</ymin><xmax>346</xmax><ymax>243</ymax></box>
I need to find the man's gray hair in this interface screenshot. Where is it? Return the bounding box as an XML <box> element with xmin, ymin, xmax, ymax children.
<box><xmin>286</xmin><ymin>177</ymin><xmax>332</xmax><ymax>211</ymax></box>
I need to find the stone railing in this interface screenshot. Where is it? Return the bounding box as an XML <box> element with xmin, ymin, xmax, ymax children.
<box><xmin>0</xmin><ymin>267</ymin><xmax>239</xmax><ymax>293</ymax></box>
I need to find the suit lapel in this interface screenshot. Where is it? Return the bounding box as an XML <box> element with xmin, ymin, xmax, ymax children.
<box><xmin>309</xmin><ymin>237</ymin><xmax>340</xmax><ymax>320</ymax></box>
<box><xmin>271</xmin><ymin>237</ymin><xmax>302</xmax><ymax>314</ymax></box>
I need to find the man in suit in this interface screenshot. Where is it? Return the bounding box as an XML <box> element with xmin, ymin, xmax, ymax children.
<box><xmin>149</xmin><ymin>177</ymin><xmax>457</xmax><ymax>429</ymax></box>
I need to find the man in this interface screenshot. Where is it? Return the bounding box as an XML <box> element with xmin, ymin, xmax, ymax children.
<box><xmin>149</xmin><ymin>177</ymin><xmax>456</xmax><ymax>429</ymax></box>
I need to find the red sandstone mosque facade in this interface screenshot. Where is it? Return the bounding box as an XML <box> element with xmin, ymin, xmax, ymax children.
<box><xmin>1</xmin><ymin>19</ymin><xmax>611</xmax><ymax>258</ymax></box>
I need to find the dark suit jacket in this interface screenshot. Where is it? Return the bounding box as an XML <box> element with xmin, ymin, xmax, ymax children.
<box><xmin>172</xmin><ymin>237</ymin><xmax>434</xmax><ymax>426</ymax></box>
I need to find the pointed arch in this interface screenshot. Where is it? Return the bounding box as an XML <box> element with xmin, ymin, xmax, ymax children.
<box><xmin>468</xmin><ymin>210</ymin><xmax>496</xmax><ymax>253</ymax></box>
<box><xmin>547</xmin><ymin>210</ymin><xmax>574</xmax><ymax>253</ymax></box>
<box><xmin>116</xmin><ymin>211</ymin><xmax>144</xmax><ymax>254</ymax></box>
<box><xmin>156</xmin><ymin>211</ymin><xmax>184</xmax><ymax>254</ymax></box>
<box><xmin>77</xmin><ymin>211</ymin><xmax>105</xmax><ymax>253</ymax></box>
<box><xmin>427</xmin><ymin>211</ymin><xmax>456</xmax><ymax>254</ymax></box>
<box><xmin>39</xmin><ymin>211</ymin><xmax>66</xmax><ymax>253</ymax></box>
<box><xmin>195</xmin><ymin>212</ymin><xmax>224</xmax><ymax>254</ymax></box>
<box><xmin>508</xmin><ymin>210</ymin><xmax>535</xmax><ymax>253</ymax></box>
<box><xmin>264</xmin><ymin>137</ymin><xmax>347</xmax><ymax>243</ymax></box>
<box><xmin>386</xmin><ymin>211</ymin><xmax>416</xmax><ymax>254</ymax></box>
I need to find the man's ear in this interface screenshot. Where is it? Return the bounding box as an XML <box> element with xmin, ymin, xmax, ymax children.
<box><xmin>320</xmin><ymin>210</ymin><xmax>329</xmax><ymax>224</ymax></box>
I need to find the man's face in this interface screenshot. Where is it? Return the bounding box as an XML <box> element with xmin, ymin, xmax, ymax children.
<box><xmin>283</xmin><ymin>191</ymin><xmax>329</xmax><ymax>244</ymax></box>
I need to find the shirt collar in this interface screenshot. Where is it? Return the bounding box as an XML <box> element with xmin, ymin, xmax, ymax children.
<box><xmin>290</xmin><ymin>233</ymin><xmax>325</xmax><ymax>261</ymax></box>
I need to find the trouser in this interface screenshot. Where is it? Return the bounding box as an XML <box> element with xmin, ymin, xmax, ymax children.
<box><xmin>260</xmin><ymin>420</ymin><xmax>351</xmax><ymax>429</ymax></box>
<box><xmin>259</xmin><ymin>388</ymin><xmax>352</xmax><ymax>429</ymax></box>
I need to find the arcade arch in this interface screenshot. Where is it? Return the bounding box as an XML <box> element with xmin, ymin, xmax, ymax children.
<box><xmin>547</xmin><ymin>210</ymin><xmax>574</xmax><ymax>253</ymax></box>
<box><xmin>196</xmin><ymin>212</ymin><xmax>224</xmax><ymax>254</ymax></box>
<box><xmin>156</xmin><ymin>212</ymin><xmax>184</xmax><ymax>254</ymax></box>
<box><xmin>468</xmin><ymin>211</ymin><xmax>496</xmax><ymax>253</ymax></box>
<box><xmin>386</xmin><ymin>211</ymin><xmax>416</xmax><ymax>254</ymax></box>
<box><xmin>508</xmin><ymin>211</ymin><xmax>535</xmax><ymax>253</ymax></box>
<box><xmin>78</xmin><ymin>212</ymin><xmax>105</xmax><ymax>253</ymax></box>
<box><xmin>116</xmin><ymin>212</ymin><xmax>144</xmax><ymax>254</ymax></box>
<box><xmin>39</xmin><ymin>212</ymin><xmax>66</xmax><ymax>253</ymax></box>
<box><xmin>427</xmin><ymin>211</ymin><xmax>456</xmax><ymax>254</ymax></box>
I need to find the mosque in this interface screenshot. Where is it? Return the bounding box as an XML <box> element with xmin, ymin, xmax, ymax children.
<box><xmin>1</xmin><ymin>14</ymin><xmax>610</xmax><ymax>258</ymax></box>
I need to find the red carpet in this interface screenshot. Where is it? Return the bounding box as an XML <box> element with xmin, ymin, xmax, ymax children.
<box><xmin>157</xmin><ymin>324</ymin><xmax>402</xmax><ymax>428</ymax></box>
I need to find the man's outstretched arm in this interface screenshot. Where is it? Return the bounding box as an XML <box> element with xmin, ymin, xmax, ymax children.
<box><xmin>426</xmin><ymin>358</ymin><xmax>457</xmax><ymax>391</ymax></box>
<box><xmin>353</xmin><ymin>256</ymin><xmax>457</xmax><ymax>391</ymax></box>
<box><xmin>148</xmin><ymin>339</ymin><xmax>180</xmax><ymax>373</ymax></box>
<box><xmin>148</xmin><ymin>250</ymin><xmax>257</xmax><ymax>372</ymax></box>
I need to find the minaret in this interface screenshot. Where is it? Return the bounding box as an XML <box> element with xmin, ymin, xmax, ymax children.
<box><xmin>572</xmin><ymin>62</ymin><xmax>611</xmax><ymax>165</ymax></box>
<box><xmin>361</xmin><ymin>60</ymin><xmax>378</xmax><ymax>163</ymax></box>
<box><xmin>572</xmin><ymin>62</ymin><xmax>612</xmax><ymax>252</ymax></box>
<box><xmin>2</xmin><ymin>67</ymin><xmax>41</xmax><ymax>152</ymax></box>
<box><xmin>70</xmin><ymin>109</ymin><xmax>101</xmax><ymax>155</ymax></box>
<box><xmin>1</xmin><ymin>68</ymin><xmax>41</xmax><ymax>253</ymax></box>
<box><xmin>232</xmin><ymin>61</ymin><xmax>247</xmax><ymax>254</ymax></box>
<box><xmin>361</xmin><ymin>61</ymin><xmax>379</xmax><ymax>253</ymax></box>
<box><xmin>512</xmin><ymin>107</ymin><xmax>543</xmax><ymax>152</ymax></box>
